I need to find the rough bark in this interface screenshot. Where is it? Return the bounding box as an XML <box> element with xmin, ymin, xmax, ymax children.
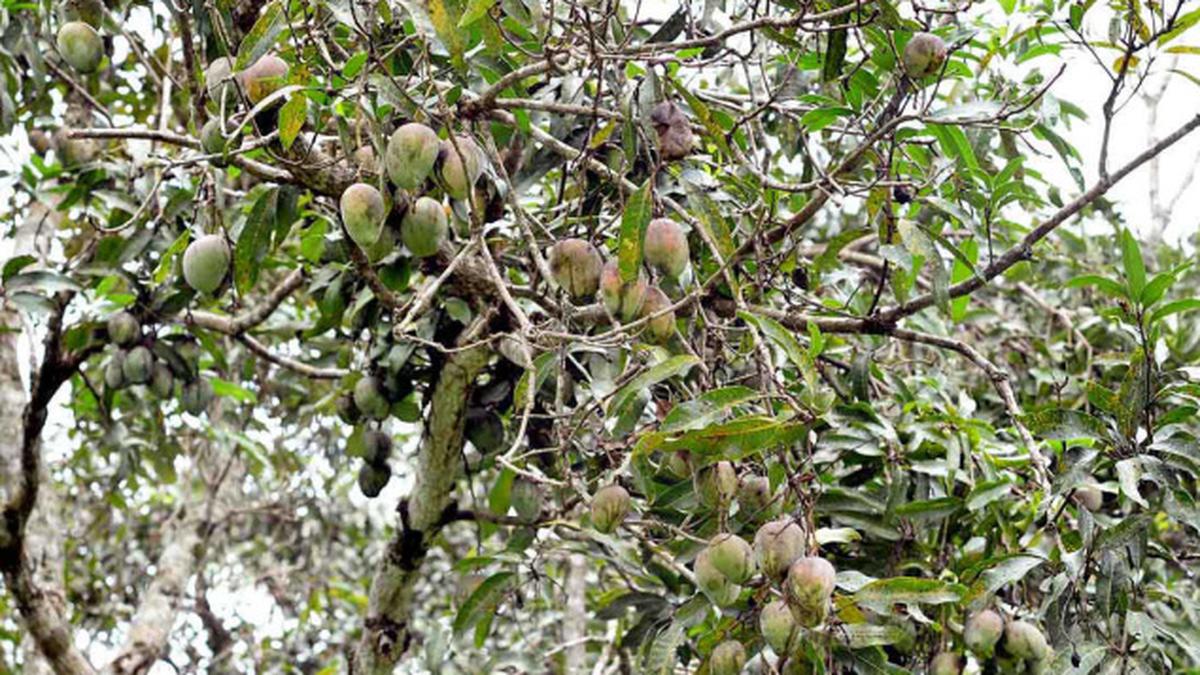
<box><xmin>351</xmin><ymin>344</ymin><xmax>491</xmax><ymax>674</ymax></box>
<box><xmin>19</xmin><ymin>464</ymin><xmax>66</xmax><ymax>675</ymax></box>
<box><xmin>100</xmin><ymin>515</ymin><xmax>203</xmax><ymax>675</ymax></box>
<box><xmin>563</xmin><ymin>554</ymin><xmax>588</xmax><ymax>674</ymax></box>
<box><xmin>0</xmin><ymin>198</ymin><xmax>97</xmax><ymax>675</ymax></box>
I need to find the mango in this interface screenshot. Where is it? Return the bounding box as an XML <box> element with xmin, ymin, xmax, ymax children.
<box><xmin>180</xmin><ymin>378</ymin><xmax>214</xmax><ymax>415</ymax></box>
<box><xmin>643</xmin><ymin>218</ymin><xmax>689</xmax><ymax>278</ymax></box>
<box><xmin>204</xmin><ymin>57</ymin><xmax>237</xmax><ymax>111</ymax></box>
<box><xmin>182</xmin><ymin>234</ymin><xmax>231</xmax><ymax>295</ymax></box>
<box><xmin>709</xmin><ymin>641</ymin><xmax>746</xmax><ymax>675</ymax></box>
<box><xmin>903</xmin><ymin>32</ymin><xmax>947</xmax><ymax>79</ymax></box>
<box><xmin>784</xmin><ymin>556</ymin><xmax>836</xmax><ymax>627</ymax></box>
<box><xmin>353</xmin><ymin>376</ymin><xmax>389</xmax><ymax>420</ymax></box>
<box><xmin>151</xmin><ymin>363</ymin><xmax>174</xmax><ymax>398</ymax></box>
<box><xmin>122</xmin><ymin>345</ymin><xmax>154</xmax><ymax>385</ymax></box>
<box><xmin>694</xmin><ymin>461</ymin><xmax>737</xmax><ymax>508</ymax></box>
<box><xmin>754</xmin><ymin>519</ymin><xmax>804</xmax><ymax>580</ymax></box>
<box><xmin>106</xmin><ymin>311</ymin><xmax>140</xmax><ymax>347</ymax></box>
<box><xmin>694</xmin><ymin>547</ymin><xmax>740</xmax><ymax>607</ymax></box>
<box><xmin>599</xmin><ymin>260</ymin><xmax>648</xmax><ymax>321</ymax></box>
<box><xmin>239</xmin><ymin>53</ymin><xmax>288</xmax><ymax>105</ymax></box>
<box><xmin>437</xmin><ymin>136</ymin><xmax>483</xmax><ymax>200</ymax></box>
<box><xmin>707</xmin><ymin>533</ymin><xmax>755</xmax><ymax>584</ymax></box>
<box><xmin>548</xmin><ymin>238</ymin><xmax>603</xmax><ymax>299</ymax></box>
<box><xmin>400</xmin><ymin>196</ymin><xmax>448</xmax><ymax>258</ymax></box>
<box><xmin>57</xmin><ymin>22</ymin><xmax>103</xmax><ymax>73</ymax></box>
<box><xmin>1003</xmin><ymin>620</ymin><xmax>1051</xmax><ymax>662</ymax></box>
<box><xmin>340</xmin><ymin>182</ymin><xmax>387</xmax><ymax>249</ymax></box>
<box><xmin>760</xmin><ymin>599</ymin><xmax>797</xmax><ymax>653</ymax></box>
<box><xmin>638</xmin><ymin>286</ymin><xmax>675</xmax><ymax>344</ymax></box>
<box><xmin>930</xmin><ymin>652</ymin><xmax>961</xmax><ymax>675</ymax></box>
<box><xmin>511</xmin><ymin>478</ymin><xmax>543</xmax><ymax>523</ymax></box>
<box><xmin>104</xmin><ymin>352</ymin><xmax>126</xmax><ymax>389</ymax></box>
<box><xmin>964</xmin><ymin>609</ymin><xmax>1004</xmax><ymax>658</ymax></box>
<box><xmin>362</xmin><ymin>430</ymin><xmax>393</xmax><ymax>465</ymax></box>
<box><xmin>358</xmin><ymin>462</ymin><xmax>391</xmax><ymax>498</ymax></box>
<box><xmin>590</xmin><ymin>484</ymin><xmax>630</xmax><ymax>533</ymax></box>
<box><xmin>386</xmin><ymin>123</ymin><xmax>440</xmax><ymax>190</ymax></box>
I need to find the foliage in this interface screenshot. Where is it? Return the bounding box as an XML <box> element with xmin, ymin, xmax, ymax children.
<box><xmin>0</xmin><ymin>0</ymin><xmax>1198</xmax><ymax>673</ymax></box>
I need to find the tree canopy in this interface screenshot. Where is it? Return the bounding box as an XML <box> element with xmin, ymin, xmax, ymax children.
<box><xmin>2</xmin><ymin>0</ymin><xmax>1200</xmax><ymax>673</ymax></box>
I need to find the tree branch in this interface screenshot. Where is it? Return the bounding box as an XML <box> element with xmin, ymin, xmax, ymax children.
<box><xmin>351</xmin><ymin>341</ymin><xmax>491</xmax><ymax>673</ymax></box>
<box><xmin>880</xmin><ymin>111</ymin><xmax>1200</xmax><ymax>323</ymax></box>
<box><xmin>0</xmin><ymin>301</ymin><xmax>98</xmax><ymax>675</ymax></box>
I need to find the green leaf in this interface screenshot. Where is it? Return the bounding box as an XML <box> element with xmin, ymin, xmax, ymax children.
<box><xmin>1020</xmin><ymin>409</ymin><xmax>1109</xmax><ymax>441</ymax></box>
<box><xmin>897</xmin><ymin>219</ymin><xmax>950</xmax><ymax>316</ymax></box>
<box><xmin>822</xmin><ymin>28</ymin><xmax>847</xmax><ymax>82</ymax></box>
<box><xmin>1120</xmin><ymin>229</ymin><xmax>1146</xmax><ymax>300</ymax></box>
<box><xmin>801</xmin><ymin>106</ymin><xmax>853</xmax><ymax>132</ymax></box>
<box><xmin>342</xmin><ymin>52</ymin><xmax>368</xmax><ymax>79</ymax></box>
<box><xmin>487</xmin><ymin>468</ymin><xmax>515</xmax><ymax>516</ymax></box>
<box><xmin>894</xmin><ymin>497</ymin><xmax>961</xmax><ymax>520</ymax></box>
<box><xmin>739</xmin><ymin>311</ymin><xmax>807</xmax><ymax>373</ymax></box>
<box><xmin>661</xmin><ymin>386</ymin><xmax>759</xmax><ymax>433</ymax></box>
<box><xmin>636</xmin><ymin>415</ymin><xmax>808</xmax><ymax>463</ymax></box>
<box><xmin>978</xmin><ymin>554</ymin><xmax>1044</xmax><ymax>593</ymax></box>
<box><xmin>827</xmin><ymin>623</ymin><xmax>914</xmax><ymax>649</ymax></box>
<box><xmin>853</xmin><ymin>577</ymin><xmax>964</xmax><ymax>609</ymax></box>
<box><xmin>211</xmin><ymin>377</ymin><xmax>258</xmax><ymax>403</ymax></box>
<box><xmin>4</xmin><ymin>270</ymin><xmax>82</xmax><ymax>294</ymax></box>
<box><xmin>814</xmin><ymin>227</ymin><xmax>871</xmax><ymax>274</ymax></box>
<box><xmin>457</xmin><ymin>0</ymin><xmax>495</xmax><ymax>27</ymax></box>
<box><xmin>927</xmin><ymin>123</ymin><xmax>979</xmax><ymax>171</ymax></box>
<box><xmin>1150</xmin><ymin>298</ymin><xmax>1200</xmax><ymax>323</ymax></box>
<box><xmin>235</xmin><ymin>186</ymin><xmax>279</xmax><ymax>294</ymax></box>
<box><xmin>966</xmin><ymin>480</ymin><xmax>1011</xmax><ymax>511</ymax></box>
<box><xmin>608</xmin><ymin>355</ymin><xmax>699</xmax><ymax>423</ymax></box>
<box><xmin>278</xmin><ymin>93</ymin><xmax>307</xmax><ymax>150</ymax></box>
<box><xmin>1140</xmin><ymin>270</ymin><xmax>1176</xmax><ymax>307</ymax></box>
<box><xmin>1157</xmin><ymin>6</ymin><xmax>1200</xmax><ymax>46</ymax></box>
<box><xmin>949</xmin><ymin>238</ymin><xmax>978</xmax><ymax>321</ymax></box>
<box><xmin>1116</xmin><ymin>458</ymin><xmax>1148</xmax><ymax>508</ymax></box>
<box><xmin>513</xmin><ymin>351</ymin><xmax>555</xmax><ymax>409</ymax></box>
<box><xmin>453</xmin><ymin>571</ymin><xmax>514</xmax><ymax>634</ymax></box>
<box><xmin>1066</xmin><ymin>273</ymin><xmax>1127</xmax><ymax>298</ymax></box>
<box><xmin>1095</xmin><ymin>513</ymin><xmax>1151</xmax><ymax>552</ymax></box>
<box><xmin>618</xmin><ymin>180</ymin><xmax>653</xmax><ymax>284</ymax></box>
<box><xmin>235</xmin><ymin>1</ymin><xmax>287</xmax><ymax>70</ymax></box>
<box><xmin>428</xmin><ymin>0</ymin><xmax>467</xmax><ymax>72</ymax></box>
<box><xmin>644</xmin><ymin>621</ymin><xmax>684</xmax><ymax>674</ymax></box>
<box><xmin>1</xmin><ymin>255</ymin><xmax>36</xmax><ymax>282</ymax></box>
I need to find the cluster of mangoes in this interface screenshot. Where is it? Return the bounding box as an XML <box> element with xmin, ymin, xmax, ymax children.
<box><xmin>941</xmin><ymin>609</ymin><xmax>1053</xmax><ymax>674</ymax></box>
<box><xmin>587</xmin><ymin>460</ymin><xmax>841</xmax><ymax>674</ymax></box>
<box><xmin>590</xmin><ymin>455</ymin><xmax>1053</xmax><ymax>674</ymax></box>
<box><xmin>340</xmin><ymin>123</ymin><xmax>485</xmax><ymax>262</ymax></box>
<box><xmin>548</xmin><ymin>216</ymin><xmax>690</xmax><ymax>344</ymax></box>
<box><xmin>335</xmin><ymin>376</ymin><xmax>400</xmax><ymax>498</ymax></box>
<box><xmin>102</xmin><ymin>311</ymin><xmax>213</xmax><ymax>414</ymax></box>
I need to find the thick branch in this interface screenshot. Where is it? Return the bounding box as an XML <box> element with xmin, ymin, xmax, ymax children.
<box><xmin>0</xmin><ymin>302</ymin><xmax>97</xmax><ymax>675</ymax></box>
<box><xmin>351</xmin><ymin>343</ymin><xmax>491</xmax><ymax>674</ymax></box>
<box><xmin>67</xmin><ymin>128</ymin><xmax>294</xmax><ymax>186</ymax></box>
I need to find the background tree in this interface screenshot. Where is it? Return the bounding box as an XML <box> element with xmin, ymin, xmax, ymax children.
<box><xmin>1</xmin><ymin>0</ymin><xmax>1200</xmax><ymax>673</ymax></box>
